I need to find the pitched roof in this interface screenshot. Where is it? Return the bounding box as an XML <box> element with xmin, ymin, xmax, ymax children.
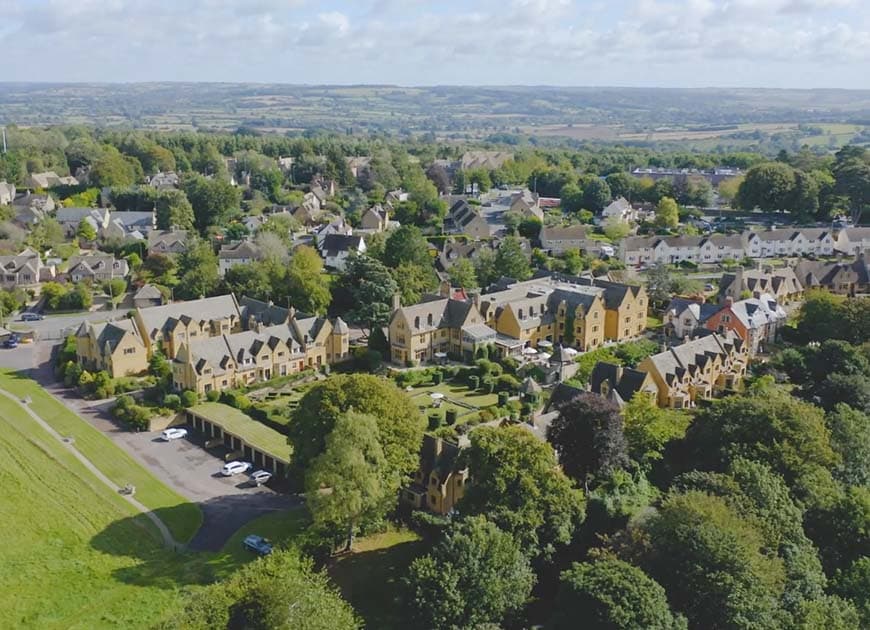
<box><xmin>665</xmin><ymin>297</ymin><xmax>720</xmax><ymax>324</ymax></box>
<box><xmin>541</xmin><ymin>225</ymin><xmax>588</xmax><ymax>242</ymax></box>
<box><xmin>589</xmin><ymin>362</ymin><xmax>652</xmax><ymax>403</ymax></box>
<box><xmin>219</xmin><ymin>241</ymin><xmax>261</xmax><ymax>260</ymax></box>
<box><xmin>134</xmin><ymin>284</ymin><xmax>163</xmax><ymax>300</ymax></box>
<box><xmin>137</xmin><ymin>294</ymin><xmax>241</xmax><ymax>340</ymax></box>
<box><xmin>321</xmin><ymin>234</ymin><xmax>364</xmax><ymax>257</ymax></box>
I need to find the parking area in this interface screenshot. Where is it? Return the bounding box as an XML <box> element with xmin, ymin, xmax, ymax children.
<box><xmin>113</xmin><ymin>428</ymin><xmax>298</xmax><ymax>551</ymax></box>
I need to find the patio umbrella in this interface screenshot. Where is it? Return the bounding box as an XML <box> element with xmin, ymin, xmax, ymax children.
<box><xmin>522</xmin><ymin>346</ymin><xmax>538</xmax><ymax>355</ymax></box>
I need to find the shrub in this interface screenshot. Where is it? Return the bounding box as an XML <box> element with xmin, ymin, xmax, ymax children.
<box><xmin>432</xmin><ymin>370</ymin><xmax>443</xmax><ymax>385</ymax></box>
<box><xmin>180</xmin><ymin>390</ymin><xmax>199</xmax><ymax>408</ymax></box>
<box><xmin>446</xmin><ymin>409</ymin><xmax>458</xmax><ymax>426</ymax></box>
<box><xmin>498</xmin><ymin>391</ymin><xmax>509</xmax><ymax>407</ymax></box>
<box><xmin>479</xmin><ymin>408</ymin><xmax>496</xmax><ymax>423</ymax></box>
<box><xmin>163</xmin><ymin>393</ymin><xmax>181</xmax><ymax>410</ymax></box>
<box><xmin>482</xmin><ymin>376</ymin><xmax>495</xmax><ymax>394</ymax></box>
<box><xmin>469</xmin><ymin>375</ymin><xmax>480</xmax><ymax>390</ymax></box>
<box><xmin>428</xmin><ymin>412</ymin><xmax>444</xmax><ymax>431</ymax></box>
<box><xmin>205</xmin><ymin>389</ymin><xmax>220</xmax><ymax>402</ymax></box>
<box><xmin>220</xmin><ymin>390</ymin><xmax>252</xmax><ymax>411</ymax></box>
<box><xmin>500</xmin><ymin>356</ymin><xmax>519</xmax><ymax>374</ymax></box>
<box><xmin>496</xmin><ymin>374</ymin><xmax>521</xmax><ymax>393</ymax></box>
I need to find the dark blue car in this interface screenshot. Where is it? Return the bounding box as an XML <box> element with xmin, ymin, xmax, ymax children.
<box><xmin>243</xmin><ymin>534</ymin><xmax>273</xmax><ymax>556</ymax></box>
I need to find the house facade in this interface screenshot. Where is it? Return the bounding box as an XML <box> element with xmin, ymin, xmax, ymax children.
<box><xmin>637</xmin><ymin>332</ymin><xmax>748</xmax><ymax>409</ymax></box>
<box><xmin>402</xmin><ymin>435</ymin><xmax>468</xmax><ymax>516</ymax></box>
<box><xmin>794</xmin><ymin>254</ymin><xmax>870</xmax><ymax>296</ymax></box>
<box><xmin>218</xmin><ymin>241</ymin><xmax>261</xmax><ymax>277</ymax></box>
<box><xmin>147</xmin><ymin>230</ymin><xmax>189</xmax><ymax>256</ymax></box>
<box><xmin>704</xmin><ymin>294</ymin><xmax>786</xmax><ymax>356</ymax></box>
<box><xmin>717</xmin><ymin>267</ymin><xmax>804</xmax><ymax>305</ymax></box>
<box><xmin>539</xmin><ymin>225</ymin><xmax>589</xmax><ymax>255</ymax></box>
<box><xmin>0</xmin><ymin>248</ymin><xmax>53</xmax><ymax>289</ymax></box>
<box><xmin>663</xmin><ymin>297</ymin><xmax>721</xmax><ymax>340</ymax></box>
<box><xmin>67</xmin><ymin>255</ymin><xmax>129</xmax><ymax>283</ymax></box>
<box><xmin>75</xmin><ymin>319</ymin><xmax>149</xmax><ymax>376</ymax></box>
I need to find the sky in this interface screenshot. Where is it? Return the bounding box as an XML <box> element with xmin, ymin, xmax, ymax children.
<box><xmin>1</xmin><ymin>0</ymin><xmax>869</xmax><ymax>88</ymax></box>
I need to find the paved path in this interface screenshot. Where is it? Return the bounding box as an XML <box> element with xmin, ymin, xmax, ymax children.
<box><xmin>0</xmin><ymin>387</ymin><xmax>180</xmax><ymax>550</ymax></box>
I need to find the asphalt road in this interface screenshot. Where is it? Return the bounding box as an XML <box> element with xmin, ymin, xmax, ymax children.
<box><xmin>10</xmin><ymin>309</ymin><xmax>127</xmax><ymax>340</ymax></box>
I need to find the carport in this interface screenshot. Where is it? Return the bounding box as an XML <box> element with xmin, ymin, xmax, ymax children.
<box><xmin>186</xmin><ymin>402</ymin><xmax>291</xmax><ymax>476</ymax></box>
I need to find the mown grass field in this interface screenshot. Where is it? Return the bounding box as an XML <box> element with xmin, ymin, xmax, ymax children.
<box><xmin>0</xmin><ymin>370</ymin><xmax>312</xmax><ymax>628</ymax></box>
<box><xmin>0</xmin><ymin>370</ymin><xmax>201</xmax><ymax>543</ymax></box>
<box><xmin>0</xmin><ymin>392</ymin><xmax>188</xmax><ymax>629</ymax></box>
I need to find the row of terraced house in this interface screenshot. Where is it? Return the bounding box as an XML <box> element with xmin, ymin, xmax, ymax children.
<box><xmin>387</xmin><ymin>274</ymin><xmax>648</xmax><ymax>364</ymax></box>
<box><xmin>620</xmin><ymin>226</ymin><xmax>870</xmax><ymax>266</ymax></box>
<box><xmin>75</xmin><ymin>295</ymin><xmax>350</xmax><ymax>394</ymax></box>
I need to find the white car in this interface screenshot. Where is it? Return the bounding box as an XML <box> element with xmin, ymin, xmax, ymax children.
<box><xmin>221</xmin><ymin>461</ymin><xmax>253</xmax><ymax>476</ymax></box>
<box><xmin>161</xmin><ymin>427</ymin><xmax>188</xmax><ymax>441</ymax></box>
<box><xmin>250</xmin><ymin>470</ymin><xmax>272</xmax><ymax>485</ymax></box>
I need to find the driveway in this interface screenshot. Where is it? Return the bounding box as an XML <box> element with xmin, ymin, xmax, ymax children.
<box><xmin>22</xmin><ymin>342</ymin><xmax>300</xmax><ymax>552</ymax></box>
<box><xmin>118</xmin><ymin>431</ymin><xmax>298</xmax><ymax>551</ymax></box>
<box><xmin>12</xmin><ymin>309</ymin><xmax>126</xmax><ymax>341</ymax></box>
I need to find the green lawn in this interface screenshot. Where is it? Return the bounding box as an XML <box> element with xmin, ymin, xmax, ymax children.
<box><xmin>329</xmin><ymin>528</ymin><xmax>426</xmax><ymax>630</ymax></box>
<box><xmin>0</xmin><ymin>370</ymin><xmax>202</xmax><ymax>543</ymax></box>
<box><xmin>408</xmin><ymin>382</ymin><xmax>499</xmax><ymax>419</ymax></box>
<box><xmin>0</xmin><ymin>393</ymin><xmax>191</xmax><ymax>629</ymax></box>
<box><xmin>0</xmin><ymin>371</ymin><xmax>314</xmax><ymax>628</ymax></box>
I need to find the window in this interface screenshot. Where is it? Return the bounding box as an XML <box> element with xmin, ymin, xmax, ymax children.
<box><xmin>427</xmin><ymin>313</ymin><xmax>433</xmax><ymax>326</ymax></box>
<box><xmin>414</xmin><ymin>316</ymin><xmax>420</xmax><ymax>329</ymax></box>
<box><xmin>123</xmin><ymin>347</ymin><xmax>136</xmax><ymax>355</ymax></box>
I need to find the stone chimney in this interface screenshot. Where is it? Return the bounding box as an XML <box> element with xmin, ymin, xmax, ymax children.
<box><xmin>725</xmin><ymin>296</ymin><xmax>734</xmax><ymax>307</ymax></box>
<box><xmin>392</xmin><ymin>293</ymin><xmax>401</xmax><ymax>311</ymax></box>
<box><xmin>439</xmin><ymin>280</ymin><xmax>451</xmax><ymax>297</ymax></box>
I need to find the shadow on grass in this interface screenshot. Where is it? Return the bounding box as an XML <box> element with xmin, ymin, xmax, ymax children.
<box><xmin>91</xmin><ymin>496</ymin><xmax>305</xmax><ymax>589</ymax></box>
<box><xmin>329</xmin><ymin>539</ymin><xmax>427</xmax><ymax>630</ymax></box>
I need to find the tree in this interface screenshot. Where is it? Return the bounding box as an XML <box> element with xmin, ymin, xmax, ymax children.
<box><xmin>222</xmin><ymin>263</ymin><xmax>272</xmax><ymax>301</ymax></box>
<box><xmin>737</xmin><ymin>162</ymin><xmax>797</xmax><ymax>212</ymax></box>
<box><xmin>833</xmin><ymin>147</ymin><xmax>870</xmax><ymax>224</ymax></box>
<box><xmin>459</xmin><ymin>425</ymin><xmax>585</xmax><ymax>560</ymax></box>
<box><xmin>833</xmin><ymin>557</ymin><xmax>870</xmax><ymax>628</ymax></box>
<box><xmin>176</xmin><ymin>238</ymin><xmax>220</xmax><ymax>299</ymax></box>
<box><xmin>27</xmin><ymin>217</ymin><xmax>64</xmax><ymax>251</ymax></box>
<box><xmin>287</xmin><ymin>245</ymin><xmax>331</xmax><ymax>314</ymax></box>
<box><xmin>182</xmin><ymin>173</ymin><xmax>241</xmax><ymax>234</ymax></box>
<box><xmin>89</xmin><ymin>146</ymin><xmax>142</xmax><ymax>188</ymax></box>
<box><xmin>494</xmin><ymin>236</ymin><xmax>531</xmax><ymax>281</ymax></box>
<box><xmin>340</xmin><ymin>256</ymin><xmax>399</xmax><ymax>333</ymax></box>
<box><xmin>76</xmin><ymin>218</ymin><xmax>97</xmax><ymax>242</ymax></box>
<box><xmin>465</xmin><ymin>167</ymin><xmax>491</xmax><ymax>193</ymax></box>
<box><xmin>473</xmin><ymin>247</ymin><xmax>498</xmax><ymax>288</ymax></box>
<box><xmin>827</xmin><ymin>404</ymin><xmax>870</xmax><ymax>487</ymax></box>
<box><xmin>582</xmin><ymin>177</ymin><xmax>613</xmax><ymax>213</ymax></box>
<box><xmin>391</xmin><ymin>262</ymin><xmax>439</xmax><ymax>306</ymax></box>
<box><xmin>792</xmin><ymin>595</ymin><xmax>861</xmax><ymax>630</ymax></box>
<box><xmin>289</xmin><ymin>374</ymin><xmax>424</xmax><ymax>489</ymax></box>
<box><xmin>605</xmin><ymin>172</ymin><xmax>638</xmax><ymax>201</ymax></box>
<box><xmin>806</xmin><ymin>486</ymin><xmax>870</xmax><ymax>574</ymax></box>
<box><xmin>718</xmin><ymin>175</ymin><xmax>744</xmax><ymax>205</ymax></box>
<box><xmin>164</xmin><ymin>549</ymin><xmax>359</xmax><ymax>630</ymax></box>
<box><xmin>425</xmin><ymin>162</ymin><xmax>451</xmax><ymax>194</ymax></box>
<box><xmin>622</xmin><ymin>393</ymin><xmax>690</xmax><ymax>468</ymax></box>
<box><xmin>631</xmin><ymin>491</ymin><xmax>787</xmax><ymax>630</ymax></box>
<box><xmin>684</xmin><ymin>383</ymin><xmax>838</xmax><ymax>504</ymax></box>
<box><xmin>654</xmin><ymin>196</ymin><xmax>679</xmax><ymax>229</ymax></box>
<box><xmin>404</xmin><ymin>516</ymin><xmax>535</xmax><ymax>630</ymax></box>
<box><xmin>447</xmin><ymin>257</ymin><xmax>478</xmax><ymax>289</ymax></box>
<box><xmin>155</xmin><ymin>189</ymin><xmax>194</xmax><ymax>230</ymax></box>
<box><xmin>550</xmin><ymin>559</ymin><xmax>686</xmax><ymax>630</ymax></box>
<box><xmin>646</xmin><ymin>261</ymin><xmax>673</xmax><ymax>306</ymax></box>
<box><xmin>305</xmin><ymin>411</ymin><xmax>389</xmax><ymax>551</ymax></box>
<box><xmin>382</xmin><ymin>225</ymin><xmax>431</xmax><ymax>268</ymax></box>
<box><xmin>102</xmin><ymin>278</ymin><xmax>127</xmax><ymax>306</ymax></box>
<box><xmin>547</xmin><ymin>392</ymin><xmax>629</xmax><ymax>488</ymax></box>
<box><xmin>560</xmin><ymin>182</ymin><xmax>585</xmax><ymax>213</ymax></box>
<box><xmin>254</xmin><ymin>231</ymin><xmax>289</xmax><ymax>264</ymax></box>
<box><xmin>603</xmin><ymin>217</ymin><xmax>630</xmax><ymax>241</ymax></box>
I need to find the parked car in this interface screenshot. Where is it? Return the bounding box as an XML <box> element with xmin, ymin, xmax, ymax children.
<box><xmin>161</xmin><ymin>427</ymin><xmax>188</xmax><ymax>441</ymax></box>
<box><xmin>19</xmin><ymin>312</ymin><xmax>43</xmax><ymax>321</ymax></box>
<box><xmin>243</xmin><ymin>534</ymin><xmax>273</xmax><ymax>556</ymax></box>
<box><xmin>2</xmin><ymin>336</ymin><xmax>18</xmax><ymax>349</ymax></box>
<box><xmin>250</xmin><ymin>470</ymin><xmax>272</xmax><ymax>486</ymax></box>
<box><xmin>221</xmin><ymin>461</ymin><xmax>253</xmax><ymax>476</ymax></box>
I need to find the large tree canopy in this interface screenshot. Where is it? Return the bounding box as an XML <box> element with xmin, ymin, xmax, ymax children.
<box><xmin>289</xmin><ymin>374</ymin><xmax>424</xmax><ymax>486</ymax></box>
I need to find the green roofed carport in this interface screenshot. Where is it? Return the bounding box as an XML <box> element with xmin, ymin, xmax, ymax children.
<box><xmin>186</xmin><ymin>403</ymin><xmax>291</xmax><ymax>475</ymax></box>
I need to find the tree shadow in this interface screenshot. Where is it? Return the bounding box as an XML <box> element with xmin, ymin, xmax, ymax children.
<box><xmin>91</xmin><ymin>493</ymin><xmax>302</xmax><ymax>589</ymax></box>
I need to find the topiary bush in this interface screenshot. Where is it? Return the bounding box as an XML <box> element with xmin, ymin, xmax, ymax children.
<box><xmin>181</xmin><ymin>390</ymin><xmax>199</xmax><ymax>408</ymax></box>
<box><xmin>446</xmin><ymin>409</ymin><xmax>458</xmax><ymax>426</ymax></box>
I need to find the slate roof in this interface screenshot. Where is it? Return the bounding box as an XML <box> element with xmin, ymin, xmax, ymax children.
<box><xmin>219</xmin><ymin>241</ymin><xmax>261</xmax><ymax>260</ymax></box>
<box><xmin>321</xmin><ymin>234</ymin><xmax>365</xmax><ymax>258</ymax></box>
<box><xmin>239</xmin><ymin>296</ymin><xmax>291</xmax><ymax>326</ymax></box>
<box><xmin>645</xmin><ymin>332</ymin><xmax>743</xmax><ymax>386</ymax></box>
<box><xmin>540</xmin><ymin>225</ymin><xmax>588</xmax><ymax>242</ymax></box>
<box><xmin>665</xmin><ymin>297</ymin><xmax>720</xmax><ymax>324</ymax></box>
<box><xmin>138</xmin><ymin>294</ymin><xmax>241</xmax><ymax>340</ymax></box>
<box><xmin>79</xmin><ymin>318</ymin><xmax>142</xmax><ymax>353</ymax></box>
<box><xmin>589</xmin><ymin>362</ymin><xmax>654</xmax><ymax>403</ymax></box>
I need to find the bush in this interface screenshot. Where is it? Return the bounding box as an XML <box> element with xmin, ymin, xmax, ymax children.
<box><xmin>405</xmin><ymin>359</ymin><xmax>417</xmax><ymax>368</ymax></box>
<box><xmin>163</xmin><ymin>393</ymin><xmax>181</xmax><ymax>410</ymax></box>
<box><xmin>469</xmin><ymin>375</ymin><xmax>480</xmax><ymax>390</ymax></box>
<box><xmin>446</xmin><ymin>409</ymin><xmax>458</xmax><ymax>426</ymax></box>
<box><xmin>180</xmin><ymin>390</ymin><xmax>199</xmax><ymax>408</ymax></box>
<box><xmin>498</xmin><ymin>391</ymin><xmax>509</xmax><ymax>407</ymax></box>
<box><xmin>496</xmin><ymin>374</ymin><xmax>521</xmax><ymax>393</ymax></box>
<box><xmin>354</xmin><ymin>347</ymin><xmax>382</xmax><ymax>372</ymax></box>
<box><xmin>432</xmin><ymin>370</ymin><xmax>443</xmax><ymax>385</ymax></box>
<box><xmin>221</xmin><ymin>390</ymin><xmax>252</xmax><ymax>411</ymax></box>
<box><xmin>500</xmin><ymin>356</ymin><xmax>519</xmax><ymax>374</ymax></box>
<box><xmin>428</xmin><ymin>412</ymin><xmax>444</xmax><ymax>431</ymax></box>
<box><xmin>205</xmin><ymin>389</ymin><xmax>220</xmax><ymax>402</ymax></box>
<box><xmin>482</xmin><ymin>376</ymin><xmax>496</xmax><ymax>394</ymax></box>
<box><xmin>478</xmin><ymin>408</ymin><xmax>496</xmax><ymax>423</ymax></box>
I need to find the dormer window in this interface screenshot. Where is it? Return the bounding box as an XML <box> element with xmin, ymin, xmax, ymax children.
<box><xmin>414</xmin><ymin>316</ymin><xmax>420</xmax><ymax>329</ymax></box>
<box><xmin>427</xmin><ymin>314</ymin><xmax>433</xmax><ymax>326</ymax></box>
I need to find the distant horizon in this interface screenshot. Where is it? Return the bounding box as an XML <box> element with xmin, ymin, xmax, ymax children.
<box><xmin>2</xmin><ymin>81</ymin><xmax>869</xmax><ymax>92</ymax></box>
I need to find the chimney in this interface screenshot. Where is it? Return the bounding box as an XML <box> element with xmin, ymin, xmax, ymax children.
<box><xmin>725</xmin><ymin>296</ymin><xmax>734</xmax><ymax>307</ymax></box>
<box><xmin>614</xmin><ymin>365</ymin><xmax>624</xmax><ymax>383</ymax></box>
<box><xmin>472</xmin><ymin>292</ymin><xmax>481</xmax><ymax>310</ymax></box>
<box><xmin>439</xmin><ymin>280</ymin><xmax>451</xmax><ymax>297</ymax></box>
<box><xmin>392</xmin><ymin>293</ymin><xmax>401</xmax><ymax>311</ymax></box>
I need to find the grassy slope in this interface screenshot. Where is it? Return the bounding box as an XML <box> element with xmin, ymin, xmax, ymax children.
<box><xmin>0</xmin><ymin>370</ymin><xmax>201</xmax><ymax>543</ymax></box>
<box><xmin>0</xmin><ymin>394</ymin><xmax>186</xmax><ymax>629</ymax></box>
<box><xmin>0</xmin><ymin>377</ymin><xmax>312</xmax><ymax>628</ymax></box>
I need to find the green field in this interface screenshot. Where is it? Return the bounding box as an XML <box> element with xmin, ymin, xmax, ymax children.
<box><xmin>408</xmin><ymin>382</ymin><xmax>499</xmax><ymax>420</ymax></box>
<box><xmin>0</xmin><ymin>371</ymin><xmax>311</xmax><ymax>628</ymax></box>
<box><xmin>0</xmin><ymin>371</ymin><xmax>201</xmax><ymax>543</ymax></box>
